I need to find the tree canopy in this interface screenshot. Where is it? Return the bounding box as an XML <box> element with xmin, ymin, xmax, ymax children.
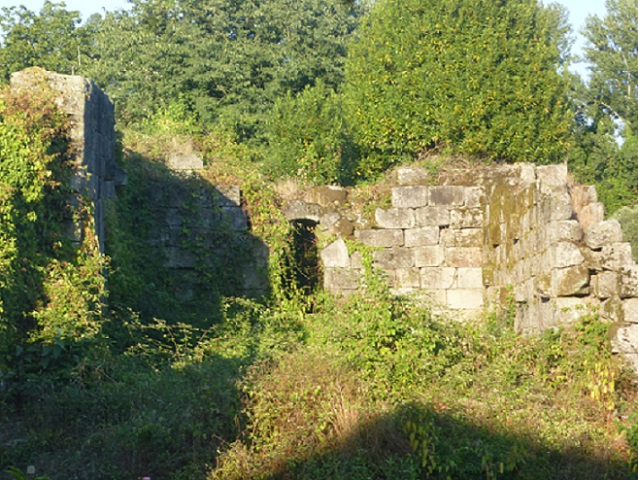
<box><xmin>343</xmin><ymin>0</ymin><xmax>574</xmax><ymax>165</ymax></box>
<box><xmin>0</xmin><ymin>1</ymin><xmax>94</xmax><ymax>81</ymax></box>
<box><xmin>568</xmin><ymin>0</ymin><xmax>638</xmax><ymax>212</ymax></box>
<box><xmin>83</xmin><ymin>0</ymin><xmax>363</xmax><ymax>136</ymax></box>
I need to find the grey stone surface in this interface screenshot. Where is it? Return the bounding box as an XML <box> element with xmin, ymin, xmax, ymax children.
<box><xmin>551</xmin><ymin>265</ymin><xmax>589</xmax><ymax>297</ymax></box>
<box><xmin>584</xmin><ymin>219</ymin><xmax>624</xmax><ymax>250</ymax></box>
<box><xmin>546</xmin><ymin>220</ymin><xmax>583</xmax><ymax>244</ymax></box>
<box><xmin>440</xmin><ymin>228</ymin><xmax>483</xmax><ymax>248</ymax></box>
<box><xmin>621</xmin><ymin>266</ymin><xmax>638</xmax><ymax>298</ymax></box>
<box><xmin>373</xmin><ymin>248</ymin><xmax>414</xmax><ymax>269</ymax></box>
<box><xmin>428</xmin><ymin>186</ymin><xmax>465</xmax><ymax>206</ymax></box>
<box><xmin>375</xmin><ymin>207</ymin><xmax>416</xmax><ymax>229</ymax></box>
<box><xmin>623</xmin><ymin>298</ymin><xmax>638</xmax><ymax>323</ymax></box>
<box><xmin>405</xmin><ymin>226</ymin><xmax>440</xmax><ymax>247</ymax></box>
<box><xmin>601</xmin><ymin>243</ymin><xmax>634</xmax><ymax>270</ymax></box>
<box><xmin>549</xmin><ymin>242</ymin><xmax>584</xmax><ymax>268</ymax></box>
<box><xmin>578</xmin><ymin>202</ymin><xmax>605</xmax><ymax>232</ymax></box>
<box><xmin>321</xmin><ymin>239</ymin><xmax>350</xmax><ymax>268</ymax></box>
<box><xmin>447</xmin><ymin>289</ymin><xmax>484</xmax><ymax>309</ymax></box>
<box><xmin>593</xmin><ymin>271</ymin><xmax>619</xmax><ymax>299</ymax></box>
<box><xmin>396</xmin><ymin>166</ymin><xmax>429</xmax><ymax>186</ymax></box>
<box><xmin>445</xmin><ymin>247</ymin><xmax>482</xmax><ymax>267</ymax></box>
<box><xmin>421</xmin><ymin>267</ymin><xmax>456</xmax><ymax>290</ymax></box>
<box><xmin>306</xmin><ymin>185</ymin><xmax>347</xmax><ymax>207</ymax></box>
<box><xmin>284</xmin><ymin>200</ymin><xmax>322</xmax><ymax>222</ymax></box>
<box><xmin>356</xmin><ymin>229</ymin><xmax>404</xmax><ymax>247</ymax></box>
<box><xmin>415</xmin><ymin>206</ymin><xmax>451</xmax><ymax>227</ymax></box>
<box><xmin>414</xmin><ymin>246</ymin><xmax>445</xmax><ymax>267</ymax></box>
<box><xmin>392</xmin><ymin>186</ymin><xmax>428</xmax><ymax>208</ymax></box>
<box><xmin>450</xmin><ymin>208</ymin><xmax>484</xmax><ymax>228</ymax></box>
<box><xmin>324</xmin><ymin>268</ymin><xmax>361</xmax><ymax>292</ymax></box>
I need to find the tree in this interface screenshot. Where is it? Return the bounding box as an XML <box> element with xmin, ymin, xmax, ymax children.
<box><xmin>0</xmin><ymin>1</ymin><xmax>94</xmax><ymax>82</ymax></box>
<box><xmin>569</xmin><ymin>0</ymin><xmax>638</xmax><ymax>212</ymax></box>
<box><xmin>343</xmin><ymin>0</ymin><xmax>573</xmax><ymax>169</ymax></box>
<box><xmin>84</xmin><ymin>0</ymin><xmax>363</xmax><ymax>136</ymax></box>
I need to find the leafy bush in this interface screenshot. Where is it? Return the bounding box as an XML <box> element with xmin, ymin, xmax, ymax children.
<box><xmin>264</xmin><ymin>80</ymin><xmax>357</xmax><ymax>185</ymax></box>
<box><xmin>612</xmin><ymin>204</ymin><xmax>638</xmax><ymax>261</ymax></box>
<box><xmin>344</xmin><ymin>0</ymin><xmax>573</xmax><ymax>165</ymax></box>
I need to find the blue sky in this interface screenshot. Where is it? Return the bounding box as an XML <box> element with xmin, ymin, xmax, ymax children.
<box><xmin>0</xmin><ymin>0</ymin><xmax>610</xmax><ymax>76</ymax></box>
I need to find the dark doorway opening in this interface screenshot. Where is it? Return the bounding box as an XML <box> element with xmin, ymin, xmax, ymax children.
<box><xmin>290</xmin><ymin>219</ymin><xmax>321</xmax><ymax>293</ymax></box>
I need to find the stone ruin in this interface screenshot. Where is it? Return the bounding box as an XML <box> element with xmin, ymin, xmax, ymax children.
<box><xmin>10</xmin><ymin>69</ymin><xmax>127</xmax><ymax>253</ymax></box>
<box><xmin>283</xmin><ymin>164</ymin><xmax>638</xmax><ymax>369</ymax></box>
<box><xmin>10</xmin><ymin>70</ymin><xmax>638</xmax><ymax>368</ymax></box>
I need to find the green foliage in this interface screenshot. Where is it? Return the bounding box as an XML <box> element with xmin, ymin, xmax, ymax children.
<box><xmin>344</xmin><ymin>0</ymin><xmax>573</xmax><ymax>167</ymax></box>
<box><xmin>0</xmin><ymin>79</ymin><xmax>106</xmax><ymax>380</ymax></box>
<box><xmin>83</xmin><ymin>0</ymin><xmax>363</xmax><ymax>136</ymax></box>
<box><xmin>570</xmin><ymin>0</ymin><xmax>638</xmax><ymax>212</ymax></box>
<box><xmin>264</xmin><ymin>80</ymin><xmax>357</xmax><ymax>185</ymax></box>
<box><xmin>0</xmin><ymin>2</ymin><xmax>93</xmax><ymax>82</ymax></box>
<box><xmin>612</xmin><ymin>204</ymin><xmax>638</xmax><ymax>261</ymax></box>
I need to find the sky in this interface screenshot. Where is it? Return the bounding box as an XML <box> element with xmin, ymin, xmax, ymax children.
<box><xmin>0</xmin><ymin>0</ymin><xmax>610</xmax><ymax>76</ymax></box>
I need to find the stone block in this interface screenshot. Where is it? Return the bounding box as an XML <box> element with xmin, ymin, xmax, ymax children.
<box><xmin>222</xmin><ymin>206</ymin><xmax>248</xmax><ymax>231</ymax></box>
<box><xmin>324</xmin><ymin>268</ymin><xmax>362</xmax><ymax>292</ymax></box>
<box><xmin>551</xmin><ymin>264</ymin><xmax>590</xmax><ymax>296</ymax></box>
<box><xmin>464</xmin><ymin>187</ymin><xmax>484</xmax><ymax>208</ymax></box>
<box><xmin>546</xmin><ymin>220</ymin><xmax>583</xmax><ymax>244</ymax></box>
<box><xmin>549</xmin><ymin>242</ymin><xmax>584</xmax><ymax>268</ymax></box>
<box><xmin>321</xmin><ymin>239</ymin><xmax>350</xmax><ymax>268</ymax></box>
<box><xmin>207</xmin><ymin>186</ymin><xmax>241</xmax><ymax>207</ymax></box>
<box><xmin>284</xmin><ymin>200</ymin><xmax>322</xmax><ymax>222</ymax></box>
<box><xmin>414</xmin><ymin>246</ymin><xmax>445</xmax><ymax>267</ymax></box>
<box><xmin>350</xmin><ymin>251</ymin><xmax>364</xmax><ymax>269</ymax></box>
<box><xmin>454</xmin><ymin>268</ymin><xmax>483</xmax><ymax>289</ymax></box>
<box><xmin>441</xmin><ymin>228</ymin><xmax>483</xmax><ymax>247</ymax></box>
<box><xmin>447</xmin><ymin>289</ymin><xmax>484</xmax><ymax>309</ymax></box>
<box><xmin>584</xmin><ymin>219</ymin><xmax>623</xmax><ymax>250</ymax></box>
<box><xmin>541</xmin><ymin>193</ymin><xmax>573</xmax><ymax>222</ymax></box>
<box><xmin>553</xmin><ymin>297</ymin><xmax>590</xmax><ymax>325</ymax></box>
<box><xmin>536</xmin><ymin>164</ymin><xmax>568</xmax><ymax>193</ymax></box>
<box><xmin>621</xmin><ymin>266</ymin><xmax>638</xmax><ymax>298</ymax></box>
<box><xmin>578</xmin><ymin>202</ymin><xmax>605</xmax><ymax>232</ymax></box>
<box><xmin>394</xmin><ymin>268</ymin><xmax>421</xmax><ymax>289</ymax></box>
<box><xmin>396</xmin><ymin>166</ymin><xmax>428</xmax><ymax>186</ymax></box>
<box><xmin>405</xmin><ymin>226</ymin><xmax>440</xmax><ymax>247</ymax></box>
<box><xmin>306</xmin><ymin>185</ymin><xmax>347</xmax><ymax>207</ymax></box>
<box><xmin>601</xmin><ymin>243</ymin><xmax>634</xmax><ymax>270</ymax></box>
<box><xmin>373</xmin><ymin>247</ymin><xmax>414</xmax><ymax>269</ymax></box>
<box><xmin>319</xmin><ymin>212</ymin><xmax>341</xmax><ymax>230</ymax></box>
<box><xmin>592</xmin><ymin>271</ymin><xmax>619</xmax><ymax>299</ymax></box>
<box><xmin>428</xmin><ymin>186</ymin><xmax>465</xmax><ymax>206</ymax></box>
<box><xmin>167</xmin><ymin>147</ymin><xmax>203</xmax><ymax>171</ymax></box>
<box><xmin>623</xmin><ymin>298</ymin><xmax>638</xmax><ymax>323</ymax></box>
<box><xmin>415</xmin><ymin>206</ymin><xmax>451</xmax><ymax>227</ymax></box>
<box><xmin>375</xmin><ymin>207</ymin><xmax>415</xmax><ymax>229</ymax></box>
<box><xmin>514</xmin><ymin>278</ymin><xmax>534</xmax><ymax>302</ymax></box>
<box><xmin>164</xmin><ymin>247</ymin><xmax>196</xmax><ymax>269</ymax></box>
<box><xmin>392</xmin><ymin>186</ymin><xmax>428</xmax><ymax>208</ymax></box>
<box><xmin>612</xmin><ymin>323</ymin><xmax>638</xmax><ymax>354</ymax></box>
<box><xmin>421</xmin><ymin>267</ymin><xmax>456</xmax><ymax>289</ymax></box>
<box><xmin>450</xmin><ymin>207</ymin><xmax>484</xmax><ymax>228</ymax></box>
<box><xmin>445</xmin><ymin>247</ymin><xmax>483</xmax><ymax>267</ymax></box>
<box><xmin>356</xmin><ymin>229</ymin><xmax>403</xmax><ymax>247</ymax></box>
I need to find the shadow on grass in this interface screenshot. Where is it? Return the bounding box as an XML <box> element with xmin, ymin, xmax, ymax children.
<box><xmin>260</xmin><ymin>402</ymin><xmax>636</xmax><ymax>480</ymax></box>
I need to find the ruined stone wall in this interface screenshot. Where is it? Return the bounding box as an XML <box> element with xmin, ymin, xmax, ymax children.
<box><xmin>284</xmin><ymin>163</ymin><xmax>638</xmax><ymax>367</ymax></box>
<box><xmin>10</xmin><ymin>69</ymin><xmax>126</xmax><ymax>252</ymax></box>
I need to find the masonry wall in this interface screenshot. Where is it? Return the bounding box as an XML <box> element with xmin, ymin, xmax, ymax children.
<box><xmin>10</xmin><ymin>69</ymin><xmax>126</xmax><ymax>252</ymax></box>
<box><xmin>283</xmin><ymin>164</ymin><xmax>638</xmax><ymax>368</ymax></box>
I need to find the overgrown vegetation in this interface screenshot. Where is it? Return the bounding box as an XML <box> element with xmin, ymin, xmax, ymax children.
<box><xmin>3</xmin><ymin>0</ymin><xmax>638</xmax><ymax>479</ymax></box>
